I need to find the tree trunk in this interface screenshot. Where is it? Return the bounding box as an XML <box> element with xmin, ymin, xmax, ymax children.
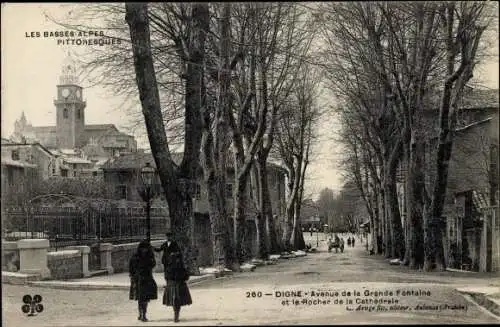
<box><xmin>168</xmin><ymin>194</ymin><xmax>197</xmax><ymax>274</ymax></box>
<box><xmin>125</xmin><ymin>3</ymin><xmax>208</xmax><ymax>275</ymax></box>
<box><xmin>380</xmin><ymin>182</ymin><xmax>391</xmax><ymax>257</ymax></box>
<box><xmin>292</xmin><ymin>200</ymin><xmax>306</xmax><ymax>250</ymax></box>
<box><xmin>372</xmin><ymin>179</ymin><xmax>381</xmax><ymax>254</ymax></box>
<box><xmin>408</xmin><ymin>134</ymin><xmax>426</xmax><ymax>270</ymax></box>
<box><xmin>384</xmin><ymin>138</ymin><xmax>405</xmax><ymax>260</ymax></box>
<box><xmin>284</xmin><ymin>157</ymin><xmax>300</xmax><ymax>249</ymax></box>
<box><xmin>233</xmin><ymin>173</ymin><xmax>250</xmax><ymax>266</ymax></box>
<box><xmin>201</xmin><ymin>127</ymin><xmax>233</xmax><ymax>267</ymax></box>
<box><xmin>254</xmin><ymin>160</ymin><xmax>269</xmax><ymax>259</ymax></box>
<box><xmin>256</xmin><ymin>155</ymin><xmax>281</xmax><ymax>255</ymax></box>
<box><xmin>403</xmin><ymin>145</ymin><xmax>411</xmax><ymax>266</ymax></box>
<box><xmin>385</xmin><ymin>163</ymin><xmax>405</xmax><ymax>260</ymax></box>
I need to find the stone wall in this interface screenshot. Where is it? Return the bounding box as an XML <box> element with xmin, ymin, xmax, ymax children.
<box><xmin>2</xmin><ymin>241</ymin><xmax>19</xmax><ymax>272</ymax></box>
<box><xmin>111</xmin><ymin>240</ymin><xmax>165</xmax><ymax>274</ymax></box>
<box><xmin>47</xmin><ymin>250</ymin><xmax>82</xmax><ymax>280</ymax></box>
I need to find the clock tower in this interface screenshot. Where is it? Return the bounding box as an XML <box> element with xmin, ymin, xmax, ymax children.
<box><xmin>54</xmin><ymin>53</ymin><xmax>87</xmax><ymax>149</ymax></box>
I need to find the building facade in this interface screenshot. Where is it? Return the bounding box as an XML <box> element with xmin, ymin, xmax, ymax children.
<box><xmin>1</xmin><ymin>143</ymin><xmax>55</xmax><ymax>181</ymax></box>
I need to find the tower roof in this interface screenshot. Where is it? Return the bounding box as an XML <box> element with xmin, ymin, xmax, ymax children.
<box><xmin>60</xmin><ymin>51</ymin><xmax>79</xmax><ymax>85</ymax></box>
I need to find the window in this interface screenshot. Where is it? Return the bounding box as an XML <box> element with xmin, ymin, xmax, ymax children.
<box><xmin>117</xmin><ymin>172</ymin><xmax>128</xmax><ymax>183</ymax></box>
<box><xmin>225</xmin><ymin>183</ymin><xmax>233</xmax><ymax>198</ymax></box>
<box><xmin>7</xmin><ymin>168</ymin><xmax>14</xmax><ymax>184</ymax></box>
<box><xmin>52</xmin><ymin>168</ymin><xmax>56</xmax><ymax>175</ymax></box>
<box><xmin>77</xmin><ymin>109</ymin><xmax>81</xmax><ymax>119</ymax></box>
<box><xmin>193</xmin><ymin>183</ymin><xmax>201</xmax><ymax>199</ymax></box>
<box><xmin>61</xmin><ymin>169</ymin><xmax>68</xmax><ymax>177</ymax></box>
<box><xmin>63</xmin><ymin>108</ymin><xmax>69</xmax><ymax>119</ymax></box>
<box><xmin>11</xmin><ymin>150</ymin><xmax>19</xmax><ymax>161</ymax></box>
<box><xmin>73</xmin><ymin>171</ymin><xmax>77</xmax><ymax>177</ymax></box>
<box><xmin>116</xmin><ymin>185</ymin><xmax>127</xmax><ymax>200</ymax></box>
<box><xmin>92</xmin><ymin>171</ymin><xmax>98</xmax><ymax>177</ymax></box>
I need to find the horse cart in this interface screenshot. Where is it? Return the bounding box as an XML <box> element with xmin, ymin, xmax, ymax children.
<box><xmin>328</xmin><ymin>238</ymin><xmax>344</xmax><ymax>253</ymax></box>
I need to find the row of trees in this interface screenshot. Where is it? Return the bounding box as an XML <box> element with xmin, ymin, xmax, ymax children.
<box><xmin>51</xmin><ymin>1</ymin><xmax>495</xmax><ymax>273</ymax></box>
<box><xmin>54</xmin><ymin>3</ymin><xmax>323</xmax><ymax>272</ymax></box>
<box><xmin>318</xmin><ymin>2</ymin><xmax>495</xmax><ymax>271</ymax></box>
<box><xmin>316</xmin><ymin>186</ymin><xmax>363</xmax><ymax>233</ymax></box>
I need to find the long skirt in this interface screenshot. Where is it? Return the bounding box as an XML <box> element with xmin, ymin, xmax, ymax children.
<box><xmin>163</xmin><ymin>280</ymin><xmax>192</xmax><ymax>307</ymax></box>
<box><xmin>129</xmin><ymin>275</ymin><xmax>158</xmax><ymax>302</ymax></box>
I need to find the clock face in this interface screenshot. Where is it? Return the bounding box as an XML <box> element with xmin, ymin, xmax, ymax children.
<box><xmin>61</xmin><ymin>88</ymin><xmax>70</xmax><ymax>98</ymax></box>
<box><xmin>76</xmin><ymin>90</ymin><xmax>81</xmax><ymax>98</ymax></box>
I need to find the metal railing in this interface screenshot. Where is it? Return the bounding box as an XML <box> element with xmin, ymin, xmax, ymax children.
<box><xmin>2</xmin><ymin>205</ymin><xmax>169</xmax><ymax>250</ymax></box>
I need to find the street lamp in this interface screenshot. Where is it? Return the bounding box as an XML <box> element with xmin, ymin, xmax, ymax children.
<box><xmin>139</xmin><ymin>162</ymin><xmax>156</xmax><ymax>242</ymax></box>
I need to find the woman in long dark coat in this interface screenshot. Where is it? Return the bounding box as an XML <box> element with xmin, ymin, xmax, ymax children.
<box><xmin>129</xmin><ymin>240</ymin><xmax>158</xmax><ymax>322</ymax></box>
<box><xmin>155</xmin><ymin>233</ymin><xmax>192</xmax><ymax>323</ymax></box>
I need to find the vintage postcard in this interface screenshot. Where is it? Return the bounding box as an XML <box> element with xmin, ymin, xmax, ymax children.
<box><xmin>2</xmin><ymin>2</ymin><xmax>499</xmax><ymax>326</ymax></box>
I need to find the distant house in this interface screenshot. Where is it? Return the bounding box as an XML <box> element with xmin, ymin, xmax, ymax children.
<box><xmin>1</xmin><ymin>142</ymin><xmax>56</xmax><ymax>180</ymax></box>
<box><xmin>101</xmin><ymin>151</ymin><xmax>288</xmax><ymax>263</ymax></box>
<box><xmin>51</xmin><ymin>149</ymin><xmax>96</xmax><ymax>178</ymax></box>
<box><xmin>442</xmin><ymin>113</ymin><xmax>499</xmax><ymax>272</ymax></box>
<box><xmin>0</xmin><ymin>145</ymin><xmax>40</xmax><ymax>205</ymax></box>
<box><xmin>1</xmin><ymin>138</ymin><xmax>14</xmax><ymax>145</ymax></box>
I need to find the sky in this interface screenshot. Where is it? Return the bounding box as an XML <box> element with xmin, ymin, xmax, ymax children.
<box><xmin>2</xmin><ymin>4</ymin><xmax>499</xmax><ymax>200</ymax></box>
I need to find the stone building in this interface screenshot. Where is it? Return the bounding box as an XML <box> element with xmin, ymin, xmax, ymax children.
<box><xmin>10</xmin><ymin>53</ymin><xmax>137</xmax><ymax>161</ymax></box>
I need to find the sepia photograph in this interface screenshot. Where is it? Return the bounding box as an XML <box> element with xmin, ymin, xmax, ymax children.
<box><xmin>1</xmin><ymin>2</ymin><xmax>499</xmax><ymax>326</ymax></box>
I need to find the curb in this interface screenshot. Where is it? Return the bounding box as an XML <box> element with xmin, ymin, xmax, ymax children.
<box><xmin>13</xmin><ymin>250</ymin><xmax>313</xmax><ymax>291</ymax></box>
<box><xmin>457</xmin><ymin>289</ymin><xmax>500</xmax><ymax>318</ymax></box>
<box><xmin>26</xmin><ymin>274</ymin><xmax>217</xmax><ymax>291</ymax></box>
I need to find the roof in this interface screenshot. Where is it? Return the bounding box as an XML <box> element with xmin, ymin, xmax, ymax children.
<box><xmin>102</xmin><ymin>152</ymin><xmax>183</xmax><ymax>170</ymax></box>
<box><xmin>1</xmin><ymin>158</ymin><xmax>37</xmax><ymax>168</ymax></box>
<box><xmin>82</xmin><ymin>143</ymin><xmax>109</xmax><ymax>157</ymax></box>
<box><xmin>29</xmin><ymin>124</ymin><xmax>122</xmax><ymax>134</ymax></box>
<box><xmin>62</xmin><ymin>157</ymin><xmax>93</xmax><ymax>164</ymax></box>
<box><xmin>424</xmin><ymin>88</ymin><xmax>499</xmax><ymax>112</ymax></box>
<box><xmin>1</xmin><ymin>142</ymin><xmax>54</xmax><ymax>157</ymax></box>
<box><xmin>458</xmin><ymin>88</ymin><xmax>499</xmax><ymax>109</ymax></box>
<box><xmin>32</xmin><ymin>126</ymin><xmax>56</xmax><ymax>133</ymax></box>
<box><xmin>58</xmin><ymin>148</ymin><xmax>78</xmax><ymax>155</ymax></box>
<box><xmin>102</xmin><ymin>151</ymin><xmax>288</xmax><ymax>176</ymax></box>
<box><xmin>455</xmin><ymin>117</ymin><xmax>493</xmax><ymax>133</ymax></box>
<box><xmin>85</xmin><ymin>124</ymin><xmax>119</xmax><ymax>132</ymax></box>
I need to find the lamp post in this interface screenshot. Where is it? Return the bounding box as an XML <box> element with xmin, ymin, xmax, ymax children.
<box><xmin>139</xmin><ymin>162</ymin><xmax>156</xmax><ymax>242</ymax></box>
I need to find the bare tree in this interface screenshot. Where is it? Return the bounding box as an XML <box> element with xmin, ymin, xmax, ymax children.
<box><xmin>275</xmin><ymin>64</ymin><xmax>322</xmax><ymax>250</ymax></box>
<box><xmin>125</xmin><ymin>3</ymin><xmax>209</xmax><ymax>273</ymax></box>
<box><xmin>320</xmin><ymin>1</ymin><xmax>492</xmax><ymax>271</ymax></box>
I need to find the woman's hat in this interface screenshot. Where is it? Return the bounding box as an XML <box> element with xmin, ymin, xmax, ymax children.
<box><xmin>138</xmin><ymin>239</ymin><xmax>150</xmax><ymax>249</ymax></box>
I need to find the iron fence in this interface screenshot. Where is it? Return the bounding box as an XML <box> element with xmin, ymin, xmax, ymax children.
<box><xmin>2</xmin><ymin>205</ymin><xmax>169</xmax><ymax>250</ymax></box>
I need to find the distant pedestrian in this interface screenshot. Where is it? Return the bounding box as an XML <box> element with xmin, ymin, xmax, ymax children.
<box><xmin>352</xmin><ymin>238</ymin><xmax>355</xmax><ymax>247</ymax></box>
<box><xmin>309</xmin><ymin>227</ymin><xmax>313</xmax><ymax>237</ymax></box>
<box><xmin>129</xmin><ymin>240</ymin><xmax>158</xmax><ymax>322</ymax></box>
<box><xmin>155</xmin><ymin>232</ymin><xmax>192</xmax><ymax>322</ymax></box>
<box><xmin>347</xmin><ymin>237</ymin><xmax>351</xmax><ymax>247</ymax></box>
